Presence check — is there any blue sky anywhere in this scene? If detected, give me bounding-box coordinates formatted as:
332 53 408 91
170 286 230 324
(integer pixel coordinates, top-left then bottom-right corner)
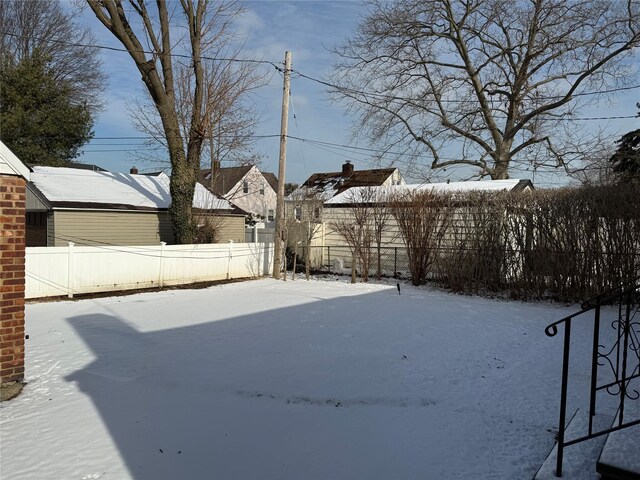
74 1 639 187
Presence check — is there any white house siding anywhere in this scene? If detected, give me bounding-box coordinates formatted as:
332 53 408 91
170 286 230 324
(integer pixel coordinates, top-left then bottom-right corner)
224 166 277 219
322 206 404 248
383 169 405 186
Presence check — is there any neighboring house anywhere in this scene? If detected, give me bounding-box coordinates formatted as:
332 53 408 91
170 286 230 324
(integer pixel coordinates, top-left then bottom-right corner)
198 161 277 224
322 179 535 249
26 166 245 247
290 160 405 200
284 161 405 248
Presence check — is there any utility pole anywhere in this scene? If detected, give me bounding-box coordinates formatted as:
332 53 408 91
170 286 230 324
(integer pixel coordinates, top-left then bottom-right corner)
272 51 291 279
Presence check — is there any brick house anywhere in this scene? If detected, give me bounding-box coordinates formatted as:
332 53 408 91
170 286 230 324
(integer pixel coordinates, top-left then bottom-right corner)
0 141 29 389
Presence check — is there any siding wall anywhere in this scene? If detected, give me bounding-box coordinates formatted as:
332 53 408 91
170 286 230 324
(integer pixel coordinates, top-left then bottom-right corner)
51 210 246 246
25 184 49 211
217 215 245 243
53 210 168 246
224 166 277 218
323 206 404 248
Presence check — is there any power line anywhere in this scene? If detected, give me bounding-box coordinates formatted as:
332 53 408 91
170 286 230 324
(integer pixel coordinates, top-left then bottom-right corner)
293 69 640 106
287 135 462 161
6 28 637 108
0 31 282 70
1 134 281 141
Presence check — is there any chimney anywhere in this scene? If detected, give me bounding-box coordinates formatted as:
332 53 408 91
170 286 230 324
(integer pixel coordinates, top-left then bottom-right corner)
342 160 354 177
130 166 139 175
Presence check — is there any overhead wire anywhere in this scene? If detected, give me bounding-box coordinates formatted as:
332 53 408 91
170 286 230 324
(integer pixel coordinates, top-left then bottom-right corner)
289 90 309 178
292 69 640 107
0 31 282 70
2 29 636 119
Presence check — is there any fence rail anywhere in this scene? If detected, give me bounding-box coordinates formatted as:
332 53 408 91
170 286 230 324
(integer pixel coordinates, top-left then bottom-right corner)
26 242 273 299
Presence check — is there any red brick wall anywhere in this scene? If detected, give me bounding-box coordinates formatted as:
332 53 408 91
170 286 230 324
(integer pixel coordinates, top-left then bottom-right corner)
0 175 26 384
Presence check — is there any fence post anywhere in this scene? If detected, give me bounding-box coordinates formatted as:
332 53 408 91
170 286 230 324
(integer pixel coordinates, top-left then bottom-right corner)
394 247 398 278
328 246 331 273
227 240 234 280
67 242 75 298
158 241 166 288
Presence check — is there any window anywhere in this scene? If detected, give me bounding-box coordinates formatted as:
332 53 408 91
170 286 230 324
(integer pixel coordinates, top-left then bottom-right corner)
314 206 321 220
243 180 249 194
260 183 265 195
294 206 302 221
267 209 275 222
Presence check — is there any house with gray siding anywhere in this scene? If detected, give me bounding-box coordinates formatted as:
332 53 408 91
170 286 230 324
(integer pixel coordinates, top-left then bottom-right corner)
26 166 245 247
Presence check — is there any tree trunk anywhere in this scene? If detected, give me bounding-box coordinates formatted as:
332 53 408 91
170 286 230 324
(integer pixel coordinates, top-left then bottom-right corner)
351 252 357 284
168 159 197 244
292 244 297 281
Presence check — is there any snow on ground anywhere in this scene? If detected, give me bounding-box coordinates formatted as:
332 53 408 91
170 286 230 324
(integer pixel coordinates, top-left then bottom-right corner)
0 278 614 479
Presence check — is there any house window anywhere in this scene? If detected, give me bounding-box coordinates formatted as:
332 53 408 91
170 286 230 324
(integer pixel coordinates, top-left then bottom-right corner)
294 205 302 221
260 183 265 195
267 209 275 222
314 206 321 220
243 180 249 193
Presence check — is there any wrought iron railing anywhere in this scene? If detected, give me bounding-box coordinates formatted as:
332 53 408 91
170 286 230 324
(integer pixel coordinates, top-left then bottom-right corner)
544 276 640 477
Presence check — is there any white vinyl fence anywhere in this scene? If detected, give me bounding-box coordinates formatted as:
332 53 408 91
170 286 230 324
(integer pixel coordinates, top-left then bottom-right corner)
26 242 273 299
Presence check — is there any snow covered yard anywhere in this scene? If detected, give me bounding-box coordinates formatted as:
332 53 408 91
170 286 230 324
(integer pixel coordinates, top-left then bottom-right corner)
0 278 605 479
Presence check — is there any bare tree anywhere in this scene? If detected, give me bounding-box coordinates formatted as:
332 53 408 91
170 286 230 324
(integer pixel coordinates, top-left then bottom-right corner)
328 188 375 283
87 0 255 244
568 145 617 186
332 0 640 179
389 190 452 286
286 189 325 280
129 43 268 171
0 0 105 113
367 187 394 279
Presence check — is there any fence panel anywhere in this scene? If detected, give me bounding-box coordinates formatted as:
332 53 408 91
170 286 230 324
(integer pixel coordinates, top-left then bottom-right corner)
288 245 412 280
25 246 69 298
25 242 273 299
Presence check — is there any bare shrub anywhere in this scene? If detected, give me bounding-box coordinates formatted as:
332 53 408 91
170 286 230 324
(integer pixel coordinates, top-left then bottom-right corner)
329 189 375 282
433 184 640 301
389 190 452 286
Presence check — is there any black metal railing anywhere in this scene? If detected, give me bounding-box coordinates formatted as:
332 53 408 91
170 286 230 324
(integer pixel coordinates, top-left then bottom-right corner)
544 276 640 477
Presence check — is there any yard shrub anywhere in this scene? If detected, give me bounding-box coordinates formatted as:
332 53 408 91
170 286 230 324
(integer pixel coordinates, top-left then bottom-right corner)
429 184 640 301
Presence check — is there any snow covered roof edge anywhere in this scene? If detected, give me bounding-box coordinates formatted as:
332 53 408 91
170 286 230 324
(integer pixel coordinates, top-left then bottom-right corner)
326 179 533 205
29 166 234 211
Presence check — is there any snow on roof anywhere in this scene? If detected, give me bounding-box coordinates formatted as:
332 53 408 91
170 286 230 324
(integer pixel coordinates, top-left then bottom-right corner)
326 179 532 204
290 167 399 200
30 166 233 211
